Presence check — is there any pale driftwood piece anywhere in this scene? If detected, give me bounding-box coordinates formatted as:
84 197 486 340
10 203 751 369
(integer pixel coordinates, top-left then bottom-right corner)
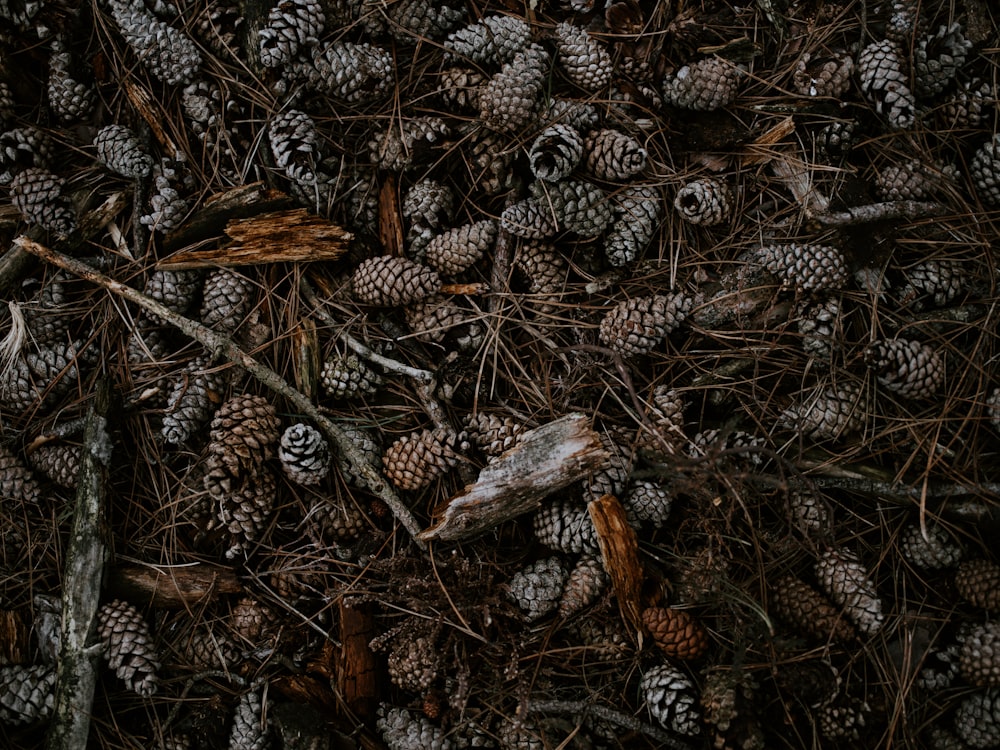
15 237 426 548
588 494 644 638
419 413 608 542
107 564 243 608
158 208 352 269
528 700 694 749
47 381 111 750
814 201 949 225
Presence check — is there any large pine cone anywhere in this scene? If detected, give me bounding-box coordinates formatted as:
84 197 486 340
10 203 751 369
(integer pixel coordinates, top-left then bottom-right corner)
558 554 609 618
856 39 914 130
424 219 497 276
815 547 884 636
770 574 855 643
0 444 42 504
291 41 393 102
107 0 202 85
642 607 709 660
444 13 531 66
953 688 1000 748
352 256 440 306
0 664 56 725
479 43 549 132
98 599 160 696
864 338 944 400
533 496 599 554
599 292 695 356
258 0 324 67
463 412 526 457
200 269 253 334
320 352 383 399
585 128 647 181
206 459 278 558
8 167 76 235
604 184 662 267
382 427 468 491
955 559 1000 611
208 393 281 472
530 178 612 237
779 380 868 440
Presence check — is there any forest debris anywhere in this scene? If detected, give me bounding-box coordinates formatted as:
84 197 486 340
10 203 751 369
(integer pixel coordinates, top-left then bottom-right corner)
588 494 644 637
419 413 608 543
379 174 403 257
106 563 242 608
336 600 376 720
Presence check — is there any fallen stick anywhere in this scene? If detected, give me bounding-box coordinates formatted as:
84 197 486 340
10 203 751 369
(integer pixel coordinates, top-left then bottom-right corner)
15 236 426 548
527 699 695 749
813 201 949 225
106 563 243 608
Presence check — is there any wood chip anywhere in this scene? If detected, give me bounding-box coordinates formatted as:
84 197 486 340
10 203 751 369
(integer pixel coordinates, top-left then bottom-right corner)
589 494 644 638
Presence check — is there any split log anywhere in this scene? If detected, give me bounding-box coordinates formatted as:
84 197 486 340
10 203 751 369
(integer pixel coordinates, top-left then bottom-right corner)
419 413 608 542
589 494 644 637
106 563 242 608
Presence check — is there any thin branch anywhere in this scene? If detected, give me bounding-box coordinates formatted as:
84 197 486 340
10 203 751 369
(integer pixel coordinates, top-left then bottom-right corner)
526 699 696 749
813 201 949 225
14 236 426 548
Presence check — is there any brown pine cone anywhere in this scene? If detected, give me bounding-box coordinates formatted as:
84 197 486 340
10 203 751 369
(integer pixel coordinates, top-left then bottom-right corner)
528 123 584 182
462 412 526 457
98 600 160 696
1 340 82 413
385 622 442 694
674 177 731 226
960 622 1000 687
199 269 252 334
208 394 280 472
755 243 848 292
0 444 42 503
864 338 944 400
207 460 278 558
876 160 958 201
179 625 240 669
940 79 994 129
0 664 56 725
784 487 831 535
500 198 558 239
360 0 464 43
508 556 569 622
793 50 854 98
584 427 632 500
478 43 549 132
955 559 1000 611
404 295 469 344
382 427 468 491
636 385 686 460
856 39 915 130
307 498 367 543
436 66 484 112
161 354 230 446
815 547 884 636
558 555 609 618
585 128 647 181
352 256 440 306
424 219 498 276
25 442 78 490
817 695 871 741
662 57 743 111
774 659 840 709
900 521 963 570
642 607 710 660
515 239 566 311
796 295 842 364
770 575 855 643
779 380 868 440
369 117 449 172
8 167 77 235
599 291 695 356
553 21 612 91
229 597 278 646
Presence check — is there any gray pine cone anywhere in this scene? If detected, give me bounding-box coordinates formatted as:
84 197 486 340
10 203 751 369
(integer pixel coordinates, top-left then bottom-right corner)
815 547 884 636
332 423 382 487
108 0 202 85
779 380 868 440
8 167 76 235
278 423 330 486
321 352 383 399
47 44 95 123
864 338 944 400
640 664 701 736
258 0 324 68
200 269 253 334
970 134 1000 206
269 110 319 183
229 688 270 750
953 688 1000 748
508 556 570 622
94 124 154 179
162 354 231 446
529 178 612 236
291 41 393 102
97 599 160 696
444 14 531 66
604 185 662 267
0 664 56 725
533 496 598 554
0 443 42 504
901 521 963 570
876 160 958 201
528 123 584 182
377 705 453 750
140 159 190 233
362 0 465 43
436 66 485 112
886 0 926 45
674 177 731 225
553 21 612 91
796 295 842 363
856 40 915 130
755 243 848 292
662 57 742 111
598 291 695 356
369 117 449 172
793 50 854 98
897 259 966 309
914 23 971 98
462 412 526 457
479 43 549 133
501 199 558 239
1 340 81 414
623 479 672 530
585 128 647 181
0 126 54 184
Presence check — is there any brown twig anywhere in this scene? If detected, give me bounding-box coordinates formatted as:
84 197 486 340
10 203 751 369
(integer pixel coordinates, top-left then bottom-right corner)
526 699 695 749
14 236 426 548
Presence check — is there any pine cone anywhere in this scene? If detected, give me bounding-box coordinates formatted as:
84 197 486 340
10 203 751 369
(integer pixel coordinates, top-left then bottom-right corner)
784 487 831 535
564 614 632 661
955 559 1000 611
817 696 871 741
914 23 971 98
774 658 840 709
1 340 82 413
792 50 854 98
953 688 1000 748
307 498 367 543
770 574 855 643
463 412 526 457
940 79 994 129
507 556 569 622
0 443 41 504
755 243 848 292
269 109 319 183
8 167 76 235
161 354 229 446
444 14 531 66
278 423 330 486
960 622 1000 687
876 160 958 201
900 521 963 570
361 0 465 43
636 386 685 460
500 199 558 239
530 178 612 237
478 43 549 133
207 460 278 558
856 40 915 130
817 119 859 158
898 259 966 309
779 380 868 440
321 352 383 399
815 547 884 636
971 134 1000 206
436 66 484 112
93 124 153 179
404 178 455 231
352 256 440 306
886 0 926 45
528 123 584 182
369 117 449 172
424 220 497 276
864 338 944 400
140 159 190 233
97 600 159 696
623 479 672 529
404 295 469 344
701 668 762 748
674 177 731 225
553 21 612 91
598 291 695 356
0 126 54 184
988 388 1000 431
208 394 280 473
533 497 599 554
0 664 55 725
291 41 393 102
258 0 324 68
47 42 95 123
546 98 600 131
558 555 608 618
180 625 239 669
642 607 710 659
383 427 468 491
796 295 841 363
640 664 701 736
107 0 202 85
25 443 78 490
332 423 382 487
229 688 270 750
662 57 743 111
200 269 252 334
585 128 647 181
604 184 662 267
385 622 442 694
377 705 453 750
584 428 632 500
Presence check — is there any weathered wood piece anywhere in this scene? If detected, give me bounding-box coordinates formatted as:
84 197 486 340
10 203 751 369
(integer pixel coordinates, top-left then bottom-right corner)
106 564 242 608
337 600 376 720
379 174 403 257
419 413 609 542
588 494 644 637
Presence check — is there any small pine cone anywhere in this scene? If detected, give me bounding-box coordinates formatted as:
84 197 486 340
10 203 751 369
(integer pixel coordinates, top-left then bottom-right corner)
755 243 848 292
377 705 453 750
876 160 958 201
770 575 855 642
956 559 1000 611
291 41 393 102
230 597 276 645
515 240 566 300
461 123 516 195
530 178 612 237
352 256 440 306
26 443 79 490
424 220 497 276
362 0 465 44
0 126 54 183
856 40 915 129
385 623 442 694
200 269 252 334
258 0 324 67
383 427 468 491
209 461 278 558
0 664 56 725
180 625 240 669
953 688 1000 748
940 79 994 129
404 295 468 343
553 21 612 91
463 412 526 458
864 338 944 400
598 291 695 356
0 444 41 504
558 555 608 618
960 622 1000 687
796 295 841 363
0 341 81 413
636 385 685 460
971 135 1000 206
817 696 870 741
623 480 672 529
643 607 710 660
673 177 731 226
640 664 701 736
900 521 963 570
161 354 229 446
500 199 557 239
585 129 647 181
229 688 270 750
444 14 531 66
403 179 455 233
47 45 95 123
886 0 926 45
701 669 761 746
792 50 854 97
528 124 584 182
662 57 742 111
898 259 966 309
437 67 484 112
785 487 832 535
108 0 202 84
209 394 280 471
93 124 153 179
914 23 971 98
332 423 382 486
8 167 76 235
97 600 159 696
779 380 868 440
533 497 599 554
507 556 569 622
269 109 319 183
479 43 549 133
321 353 383 399
369 117 449 172
815 547 884 636
604 184 662 267
278 423 329 486
817 119 859 158
140 159 190 233
307 498 367 543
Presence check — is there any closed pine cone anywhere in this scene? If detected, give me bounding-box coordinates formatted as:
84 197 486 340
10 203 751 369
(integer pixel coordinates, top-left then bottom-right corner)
553 21 612 91
0 444 42 503
383 427 468 491
0 664 56 725
352 256 440 306
307 498 367 543
960 622 1000 687
203 457 278 558
404 295 468 343
423 219 498 276
604 184 662 267
161 354 230 446
599 291 695 356
208 394 281 472
462 412 526 457
529 178 612 237
642 607 710 660
93 124 153 178
971 135 1000 206
662 57 742 111
955 559 1000 611
533 496 598 553
478 43 549 133
8 167 77 235
623 480 673 530
228 688 270 750
508 556 569 622
793 50 854 98
501 198 558 239
321 352 383 399
900 521 963 570
815 547 884 636
444 14 531 66
558 555 609 618
864 338 944 400
585 128 647 181
199 268 252 334
770 574 856 643
97 600 160 696
755 243 848 292
898 259 967 309
953 688 1000 748
639 664 701 736
25 442 79 490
